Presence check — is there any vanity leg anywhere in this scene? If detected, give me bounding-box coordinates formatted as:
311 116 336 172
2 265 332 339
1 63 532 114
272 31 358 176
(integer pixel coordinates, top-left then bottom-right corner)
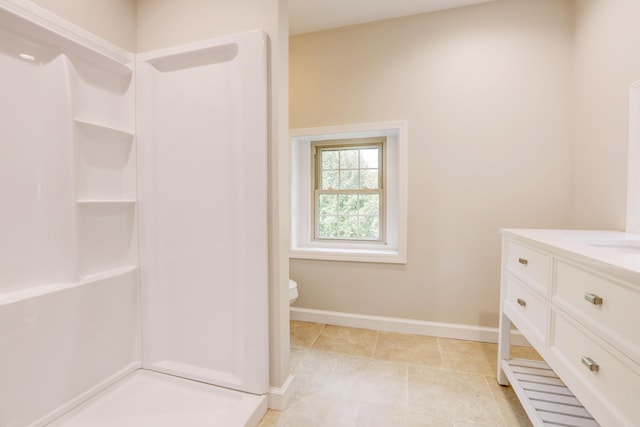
497 309 511 386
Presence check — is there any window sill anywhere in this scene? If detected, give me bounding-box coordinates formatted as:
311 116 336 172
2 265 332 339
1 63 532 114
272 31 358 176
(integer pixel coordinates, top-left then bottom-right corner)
290 246 406 264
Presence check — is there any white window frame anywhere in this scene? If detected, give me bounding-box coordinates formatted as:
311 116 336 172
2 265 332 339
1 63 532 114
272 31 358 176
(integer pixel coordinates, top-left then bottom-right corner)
627 80 640 233
291 121 408 263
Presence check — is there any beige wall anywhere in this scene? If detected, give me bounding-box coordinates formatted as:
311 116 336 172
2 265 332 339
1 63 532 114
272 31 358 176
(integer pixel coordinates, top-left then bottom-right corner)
137 0 278 52
30 0 136 51
572 0 640 230
290 0 574 327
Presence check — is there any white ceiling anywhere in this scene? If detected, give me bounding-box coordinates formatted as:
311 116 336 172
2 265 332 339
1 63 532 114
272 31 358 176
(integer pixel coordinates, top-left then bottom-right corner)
289 0 495 35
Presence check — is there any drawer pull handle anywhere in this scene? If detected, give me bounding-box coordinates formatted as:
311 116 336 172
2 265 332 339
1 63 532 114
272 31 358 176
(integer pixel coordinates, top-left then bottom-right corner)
581 356 599 372
584 293 603 305
517 298 526 307
518 258 528 266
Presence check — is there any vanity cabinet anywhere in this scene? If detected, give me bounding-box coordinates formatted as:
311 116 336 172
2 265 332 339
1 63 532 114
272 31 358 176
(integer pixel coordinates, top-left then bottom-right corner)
497 229 640 427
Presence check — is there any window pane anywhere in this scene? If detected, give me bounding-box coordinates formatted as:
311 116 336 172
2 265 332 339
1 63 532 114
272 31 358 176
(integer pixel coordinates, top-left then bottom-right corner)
359 148 379 169
358 216 380 239
359 169 379 189
359 194 380 216
339 194 359 215
321 171 338 189
339 149 358 169
318 215 338 238
337 215 358 238
322 150 339 170
318 194 338 215
339 170 358 190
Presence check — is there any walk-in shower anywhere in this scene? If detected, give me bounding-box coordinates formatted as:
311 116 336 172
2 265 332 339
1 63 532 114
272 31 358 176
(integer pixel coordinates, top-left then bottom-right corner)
0 2 269 425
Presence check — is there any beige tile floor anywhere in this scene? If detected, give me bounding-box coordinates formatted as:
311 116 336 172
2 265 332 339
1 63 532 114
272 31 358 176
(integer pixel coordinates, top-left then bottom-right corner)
259 321 542 427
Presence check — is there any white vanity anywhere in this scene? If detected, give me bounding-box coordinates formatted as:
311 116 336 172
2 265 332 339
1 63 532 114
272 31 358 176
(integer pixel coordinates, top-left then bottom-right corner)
497 229 640 426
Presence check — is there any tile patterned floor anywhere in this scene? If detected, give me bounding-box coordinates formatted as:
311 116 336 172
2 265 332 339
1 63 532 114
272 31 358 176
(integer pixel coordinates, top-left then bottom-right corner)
259 321 542 427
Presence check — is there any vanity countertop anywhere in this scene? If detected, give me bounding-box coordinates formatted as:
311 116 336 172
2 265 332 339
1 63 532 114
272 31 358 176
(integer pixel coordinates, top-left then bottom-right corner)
500 229 640 281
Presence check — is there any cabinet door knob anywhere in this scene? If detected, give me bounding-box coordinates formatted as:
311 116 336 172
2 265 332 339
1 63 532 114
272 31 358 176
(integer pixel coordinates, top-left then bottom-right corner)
517 298 526 307
581 356 600 372
584 293 603 305
518 258 528 266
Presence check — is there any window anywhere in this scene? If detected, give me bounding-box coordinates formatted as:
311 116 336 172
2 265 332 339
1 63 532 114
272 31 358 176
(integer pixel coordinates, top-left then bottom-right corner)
313 139 385 242
291 121 407 264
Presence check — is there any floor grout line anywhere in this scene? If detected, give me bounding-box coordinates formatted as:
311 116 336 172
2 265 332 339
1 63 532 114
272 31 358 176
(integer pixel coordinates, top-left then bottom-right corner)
484 375 510 427
308 323 325 349
370 330 380 359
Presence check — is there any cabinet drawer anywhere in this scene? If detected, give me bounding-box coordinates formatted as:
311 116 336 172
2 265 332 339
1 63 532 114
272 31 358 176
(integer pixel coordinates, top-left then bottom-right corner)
550 310 640 426
504 239 549 296
553 259 640 363
504 274 548 348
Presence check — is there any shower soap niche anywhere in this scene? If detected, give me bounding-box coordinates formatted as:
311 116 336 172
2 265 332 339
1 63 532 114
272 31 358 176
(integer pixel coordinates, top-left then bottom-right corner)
74 118 133 139
76 202 137 280
74 118 135 201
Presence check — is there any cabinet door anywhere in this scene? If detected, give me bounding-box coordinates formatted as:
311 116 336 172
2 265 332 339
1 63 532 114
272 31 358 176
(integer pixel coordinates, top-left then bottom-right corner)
504 239 550 296
553 258 640 364
550 309 640 427
503 274 548 349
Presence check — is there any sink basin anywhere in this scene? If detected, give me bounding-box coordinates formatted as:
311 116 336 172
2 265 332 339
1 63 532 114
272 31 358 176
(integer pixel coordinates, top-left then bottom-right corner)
587 240 640 254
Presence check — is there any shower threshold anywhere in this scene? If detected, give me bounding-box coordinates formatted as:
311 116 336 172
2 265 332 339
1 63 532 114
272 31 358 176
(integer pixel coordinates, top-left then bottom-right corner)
46 369 267 427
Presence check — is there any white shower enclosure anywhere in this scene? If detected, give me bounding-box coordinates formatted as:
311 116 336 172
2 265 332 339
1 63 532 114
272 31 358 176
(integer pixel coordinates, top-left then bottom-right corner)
0 1 269 426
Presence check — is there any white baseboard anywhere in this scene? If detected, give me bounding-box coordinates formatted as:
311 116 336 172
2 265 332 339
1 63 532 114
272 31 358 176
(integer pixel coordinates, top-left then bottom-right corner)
268 374 294 411
290 307 531 347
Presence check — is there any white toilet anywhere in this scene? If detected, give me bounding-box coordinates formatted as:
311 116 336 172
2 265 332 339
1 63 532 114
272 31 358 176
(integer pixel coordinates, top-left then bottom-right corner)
289 279 298 305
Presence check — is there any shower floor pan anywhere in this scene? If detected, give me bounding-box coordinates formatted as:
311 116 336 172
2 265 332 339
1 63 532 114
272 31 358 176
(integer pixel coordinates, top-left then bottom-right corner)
46 369 267 427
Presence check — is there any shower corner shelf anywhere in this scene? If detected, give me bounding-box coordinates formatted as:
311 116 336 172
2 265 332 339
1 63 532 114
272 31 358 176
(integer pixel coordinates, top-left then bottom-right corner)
73 118 134 139
76 199 136 205
79 265 138 284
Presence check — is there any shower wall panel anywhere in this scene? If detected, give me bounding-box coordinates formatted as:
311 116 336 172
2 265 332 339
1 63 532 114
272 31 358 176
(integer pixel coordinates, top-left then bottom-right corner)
0 271 140 427
0 3 140 426
137 31 269 395
0 26 75 293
